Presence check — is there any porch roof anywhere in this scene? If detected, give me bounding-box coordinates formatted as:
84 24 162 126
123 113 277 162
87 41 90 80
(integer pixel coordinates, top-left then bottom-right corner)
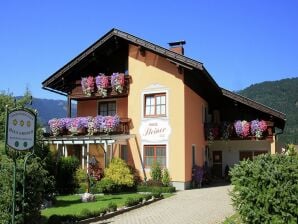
42 134 135 145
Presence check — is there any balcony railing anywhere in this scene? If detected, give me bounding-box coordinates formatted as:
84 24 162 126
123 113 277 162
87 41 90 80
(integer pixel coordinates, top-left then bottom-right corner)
204 120 274 141
45 116 131 138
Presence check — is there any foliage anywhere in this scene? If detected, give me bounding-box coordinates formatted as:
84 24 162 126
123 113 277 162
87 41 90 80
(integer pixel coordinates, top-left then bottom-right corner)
0 89 32 140
124 197 142 207
95 178 119 193
75 168 88 193
282 143 298 156
150 161 162 182
238 77 298 143
137 185 176 193
230 154 298 224
162 168 171 186
42 193 144 220
56 156 80 194
107 202 117 212
103 158 134 187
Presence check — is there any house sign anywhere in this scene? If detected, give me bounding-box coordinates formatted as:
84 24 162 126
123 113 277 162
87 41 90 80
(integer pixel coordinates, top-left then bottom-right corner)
7 109 36 151
139 119 171 142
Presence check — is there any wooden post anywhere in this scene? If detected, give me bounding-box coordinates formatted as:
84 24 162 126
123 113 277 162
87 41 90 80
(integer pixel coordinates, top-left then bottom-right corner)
67 96 72 118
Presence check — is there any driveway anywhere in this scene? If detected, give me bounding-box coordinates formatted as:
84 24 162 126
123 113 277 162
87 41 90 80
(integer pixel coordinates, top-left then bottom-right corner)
91 185 234 224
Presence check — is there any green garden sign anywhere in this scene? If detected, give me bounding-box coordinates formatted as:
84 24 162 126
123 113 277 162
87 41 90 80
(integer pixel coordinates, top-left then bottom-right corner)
5 107 37 224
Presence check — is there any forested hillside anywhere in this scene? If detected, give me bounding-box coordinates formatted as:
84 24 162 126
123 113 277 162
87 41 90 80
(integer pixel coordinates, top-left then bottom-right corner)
238 77 298 144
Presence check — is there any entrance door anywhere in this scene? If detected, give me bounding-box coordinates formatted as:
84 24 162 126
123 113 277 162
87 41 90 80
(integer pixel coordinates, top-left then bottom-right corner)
212 151 222 178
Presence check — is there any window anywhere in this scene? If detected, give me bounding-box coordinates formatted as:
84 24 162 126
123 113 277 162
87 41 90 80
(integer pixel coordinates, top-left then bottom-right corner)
98 101 116 116
144 93 166 117
144 145 166 167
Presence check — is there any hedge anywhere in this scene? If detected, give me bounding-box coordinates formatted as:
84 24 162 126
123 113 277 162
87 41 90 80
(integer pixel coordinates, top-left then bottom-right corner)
230 154 298 224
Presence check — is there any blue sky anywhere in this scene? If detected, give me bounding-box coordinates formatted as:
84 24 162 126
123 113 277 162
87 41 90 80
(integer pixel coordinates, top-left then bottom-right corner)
0 0 297 100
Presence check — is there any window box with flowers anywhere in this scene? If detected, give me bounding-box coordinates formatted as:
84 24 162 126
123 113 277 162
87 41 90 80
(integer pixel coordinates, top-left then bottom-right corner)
81 76 95 96
95 73 109 97
111 73 125 94
234 120 250 138
250 119 267 139
48 118 64 136
68 117 88 135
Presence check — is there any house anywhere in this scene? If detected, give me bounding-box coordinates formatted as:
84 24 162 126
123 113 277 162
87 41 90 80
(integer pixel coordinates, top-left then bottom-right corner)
42 28 286 190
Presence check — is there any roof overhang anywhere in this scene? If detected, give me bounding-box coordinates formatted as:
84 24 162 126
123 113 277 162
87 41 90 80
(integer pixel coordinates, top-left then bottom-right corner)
42 28 212 93
222 88 286 129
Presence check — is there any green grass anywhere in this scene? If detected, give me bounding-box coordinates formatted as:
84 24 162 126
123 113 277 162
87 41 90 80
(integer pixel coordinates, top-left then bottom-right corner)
41 193 144 218
222 213 242 224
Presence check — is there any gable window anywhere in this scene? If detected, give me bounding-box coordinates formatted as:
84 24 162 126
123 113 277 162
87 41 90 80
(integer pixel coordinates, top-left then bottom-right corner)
98 101 116 116
144 93 166 117
144 145 166 168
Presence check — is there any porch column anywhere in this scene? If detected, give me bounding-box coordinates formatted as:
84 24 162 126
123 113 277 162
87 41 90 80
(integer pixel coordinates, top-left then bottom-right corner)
64 145 68 157
82 145 85 169
86 144 90 173
270 135 276 154
67 96 72 118
104 141 107 168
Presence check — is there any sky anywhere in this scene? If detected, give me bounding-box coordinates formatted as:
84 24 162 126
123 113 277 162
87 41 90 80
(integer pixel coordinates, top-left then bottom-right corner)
0 0 297 100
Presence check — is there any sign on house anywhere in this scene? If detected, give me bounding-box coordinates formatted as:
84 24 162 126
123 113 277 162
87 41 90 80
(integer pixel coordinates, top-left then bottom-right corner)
139 119 171 142
6 109 36 151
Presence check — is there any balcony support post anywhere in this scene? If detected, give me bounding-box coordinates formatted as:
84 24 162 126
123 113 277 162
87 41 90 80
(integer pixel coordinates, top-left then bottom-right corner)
67 96 72 118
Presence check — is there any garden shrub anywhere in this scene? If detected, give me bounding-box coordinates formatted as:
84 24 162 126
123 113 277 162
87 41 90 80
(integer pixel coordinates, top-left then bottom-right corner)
137 185 176 193
124 197 141 207
162 168 171 186
150 161 162 182
107 202 117 212
96 158 135 193
95 178 119 193
104 158 134 187
230 154 298 224
56 156 79 194
75 168 88 193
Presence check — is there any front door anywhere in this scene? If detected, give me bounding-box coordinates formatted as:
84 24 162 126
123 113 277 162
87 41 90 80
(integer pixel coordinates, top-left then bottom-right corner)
212 151 222 178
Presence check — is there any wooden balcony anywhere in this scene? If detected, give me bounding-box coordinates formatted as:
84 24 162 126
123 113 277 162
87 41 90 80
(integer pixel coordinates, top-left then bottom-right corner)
70 75 131 100
44 117 131 139
204 121 274 141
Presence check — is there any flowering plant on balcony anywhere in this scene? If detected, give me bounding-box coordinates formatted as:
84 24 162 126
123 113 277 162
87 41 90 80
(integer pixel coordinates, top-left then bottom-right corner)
207 126 219 141
251 119 267 138
48 118 64 136
234 120 250 138
81 76 95 96
102 115 120 133
86 116 98 135
95 73 109 97
69 117 88 135
111 72 125 94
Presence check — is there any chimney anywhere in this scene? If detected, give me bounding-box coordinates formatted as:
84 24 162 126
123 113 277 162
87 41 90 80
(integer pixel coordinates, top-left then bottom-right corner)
168 40 186 55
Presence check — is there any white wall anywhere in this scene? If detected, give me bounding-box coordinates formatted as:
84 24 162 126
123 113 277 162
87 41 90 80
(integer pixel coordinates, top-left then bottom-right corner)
209 140 271 176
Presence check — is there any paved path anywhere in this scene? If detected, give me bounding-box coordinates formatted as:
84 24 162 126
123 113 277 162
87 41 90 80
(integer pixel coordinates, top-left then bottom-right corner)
91 185 234 224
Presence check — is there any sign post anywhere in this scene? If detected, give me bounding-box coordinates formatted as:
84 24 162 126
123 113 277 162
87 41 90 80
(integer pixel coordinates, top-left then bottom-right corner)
5 106 36 224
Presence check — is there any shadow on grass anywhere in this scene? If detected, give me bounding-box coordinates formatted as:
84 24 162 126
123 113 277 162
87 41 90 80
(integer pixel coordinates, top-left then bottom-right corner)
53 198 82 208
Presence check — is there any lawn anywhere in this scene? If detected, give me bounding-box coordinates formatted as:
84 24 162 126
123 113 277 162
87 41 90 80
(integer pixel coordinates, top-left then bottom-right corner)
42 193 145 218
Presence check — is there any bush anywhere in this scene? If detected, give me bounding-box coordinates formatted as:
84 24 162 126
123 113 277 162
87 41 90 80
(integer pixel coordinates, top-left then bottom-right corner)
104 158 134 187
75 168 88 193
137 185 176 193
95 178 119 193
150 161 162 182
230 154 298 224
107 202 117 212
124 197 141 207
56 156 79 194
162 168 171 186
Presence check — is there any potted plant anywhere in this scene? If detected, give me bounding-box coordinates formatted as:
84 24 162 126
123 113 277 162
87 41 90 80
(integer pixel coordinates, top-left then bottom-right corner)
69 117 88 135
95 73 109 97
81 76 95 96
234 120 250 138
111 72 125 94
250 119 267 139
48 118 64 136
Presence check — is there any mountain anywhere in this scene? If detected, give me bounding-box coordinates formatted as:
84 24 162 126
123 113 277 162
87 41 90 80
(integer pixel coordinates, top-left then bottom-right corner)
238 77 298 144
31 98 76 126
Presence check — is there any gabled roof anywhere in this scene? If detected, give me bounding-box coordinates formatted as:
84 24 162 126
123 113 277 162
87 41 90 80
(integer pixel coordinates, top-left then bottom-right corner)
42 28 218 89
